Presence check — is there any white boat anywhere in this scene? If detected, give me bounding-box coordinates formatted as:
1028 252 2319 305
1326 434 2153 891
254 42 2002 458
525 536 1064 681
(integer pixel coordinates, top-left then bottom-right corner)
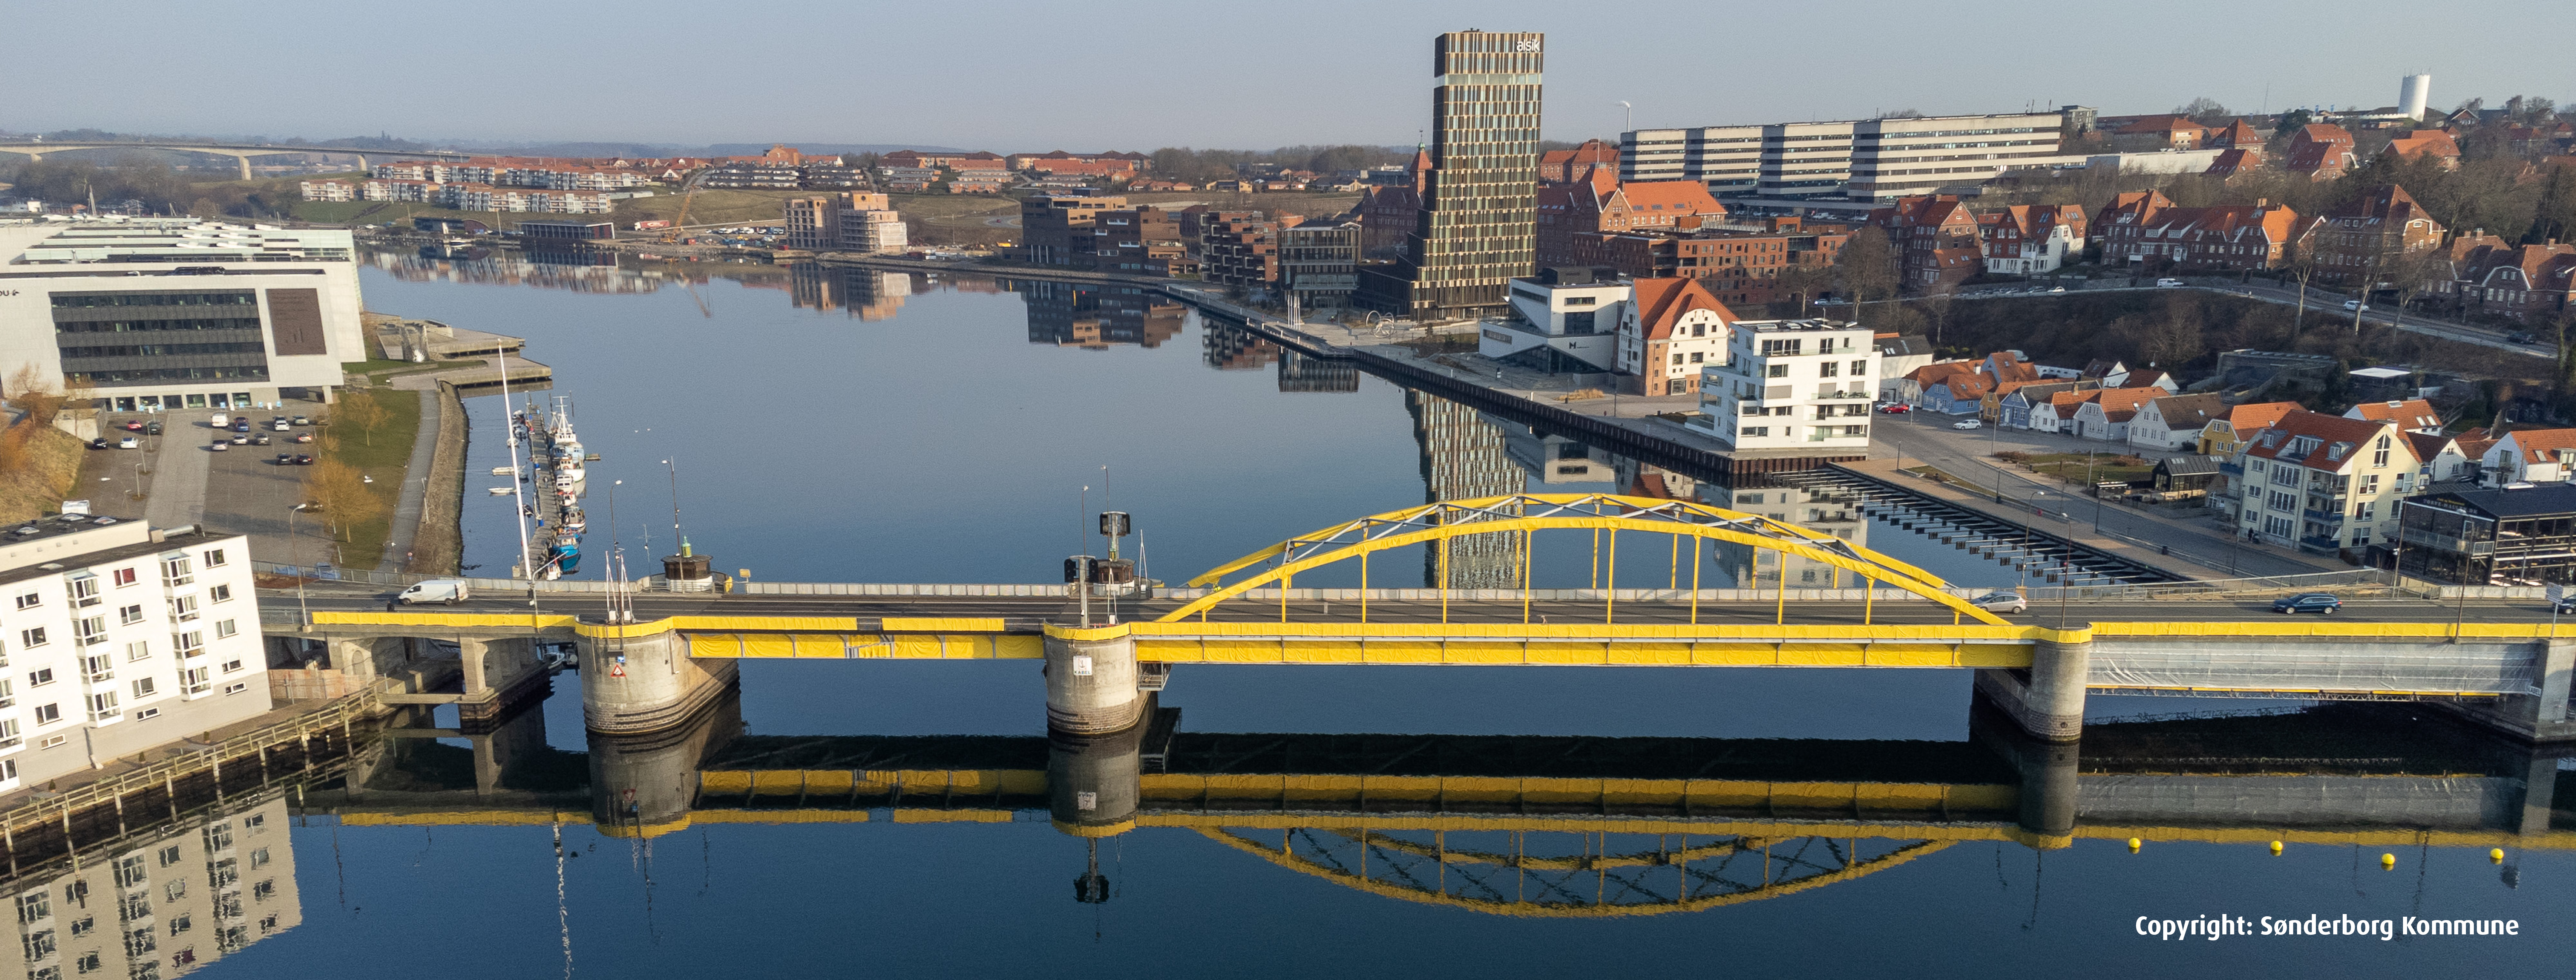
487 487 514 496
490 466 516 476
558 465 585 483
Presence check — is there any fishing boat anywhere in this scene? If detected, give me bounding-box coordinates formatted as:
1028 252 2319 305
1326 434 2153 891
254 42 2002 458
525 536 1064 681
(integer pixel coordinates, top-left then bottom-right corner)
487 487 514 496
489 466 516 476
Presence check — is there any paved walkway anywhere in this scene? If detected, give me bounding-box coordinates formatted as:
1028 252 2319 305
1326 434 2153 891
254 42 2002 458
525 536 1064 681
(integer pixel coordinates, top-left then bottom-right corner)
141 421 213 528
381 389 440 567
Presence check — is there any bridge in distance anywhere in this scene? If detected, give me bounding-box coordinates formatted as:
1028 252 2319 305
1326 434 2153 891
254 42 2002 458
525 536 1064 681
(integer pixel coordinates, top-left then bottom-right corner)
0 141 469 178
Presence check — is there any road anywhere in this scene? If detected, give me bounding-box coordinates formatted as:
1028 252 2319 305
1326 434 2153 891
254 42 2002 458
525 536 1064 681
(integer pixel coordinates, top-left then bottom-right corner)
259 585 2567 629
1871 411 2346 580
1948 280 2545 360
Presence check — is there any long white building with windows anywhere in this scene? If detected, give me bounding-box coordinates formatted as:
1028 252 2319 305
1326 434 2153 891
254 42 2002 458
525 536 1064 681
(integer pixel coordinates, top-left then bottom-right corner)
1686 318 1877 450
0 518 273 792
1621 111 2076 200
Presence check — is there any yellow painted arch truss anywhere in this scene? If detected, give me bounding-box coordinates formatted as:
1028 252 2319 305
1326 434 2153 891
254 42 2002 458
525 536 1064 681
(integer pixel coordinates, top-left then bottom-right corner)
1165 493 2006 626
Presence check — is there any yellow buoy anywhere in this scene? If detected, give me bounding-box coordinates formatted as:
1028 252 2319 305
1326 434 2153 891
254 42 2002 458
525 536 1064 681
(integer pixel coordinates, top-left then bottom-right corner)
2492 848 2507 863
2269 841 2283 854
2128 838 2142 851
2380 853 2397 868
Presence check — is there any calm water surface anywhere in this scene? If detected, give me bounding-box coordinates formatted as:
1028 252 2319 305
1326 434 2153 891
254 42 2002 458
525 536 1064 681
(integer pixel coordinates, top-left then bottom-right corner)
172 252 2576 978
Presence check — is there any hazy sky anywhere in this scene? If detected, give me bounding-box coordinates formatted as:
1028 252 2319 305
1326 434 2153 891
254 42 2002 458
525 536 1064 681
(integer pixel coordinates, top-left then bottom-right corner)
8 0 2567 151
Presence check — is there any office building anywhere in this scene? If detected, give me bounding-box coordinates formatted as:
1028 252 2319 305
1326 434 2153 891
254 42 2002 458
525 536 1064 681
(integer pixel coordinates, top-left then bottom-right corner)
515 220 615 242
1085 207 1184 274
1278 222 1362 307
1358 30 1545 321
1686 319 1877 450
0 521 275 793
1621 111 2071 201
0 220 363 410
1021 195 1125 268
1406 391 1528 590
1478 267 1628 372
783 192 900 252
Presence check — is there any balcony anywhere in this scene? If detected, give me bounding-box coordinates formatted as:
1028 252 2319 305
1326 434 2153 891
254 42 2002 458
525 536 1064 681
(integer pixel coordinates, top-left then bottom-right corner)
2302 508 2346 525
2219 462 2243 476
2299 535 2345 554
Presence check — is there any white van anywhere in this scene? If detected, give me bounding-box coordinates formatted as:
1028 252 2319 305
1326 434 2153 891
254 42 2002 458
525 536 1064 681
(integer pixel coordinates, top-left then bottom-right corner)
397 580 471 605
2155 277 2184 288
208 413 229 428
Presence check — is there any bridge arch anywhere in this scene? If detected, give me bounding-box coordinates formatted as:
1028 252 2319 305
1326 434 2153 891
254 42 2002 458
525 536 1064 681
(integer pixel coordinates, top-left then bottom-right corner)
1197 827 1952 917
1162 493 2006 626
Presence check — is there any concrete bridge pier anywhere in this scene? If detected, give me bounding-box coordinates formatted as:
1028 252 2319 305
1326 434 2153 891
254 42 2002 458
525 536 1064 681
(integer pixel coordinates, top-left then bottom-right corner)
1048 720 1144 837
2438 639 2576 743
581 631 740 735
1972 700 2080 846
590 690 742 835
1044 631 1145 735
457 637 549 732
1973 637 2091 742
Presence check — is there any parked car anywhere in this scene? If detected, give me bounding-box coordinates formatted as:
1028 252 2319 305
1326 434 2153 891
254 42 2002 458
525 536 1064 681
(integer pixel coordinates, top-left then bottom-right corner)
207 440 229 452
1973 592 2029 614
1876 403 1912 414
272 419 291 431
291 433 313 444
291 415 311 426
87 438 110 451
398 580 471 605
2508 331 2537 345
228 434 249 445
294 454 314 466
2156 277 2184 288
122 420 145 432
230 419 251 433
144 421 161 436
1953 420 1982 430
251 433 272 446
2343 300 2369 311
2271 592 2343 615
116 437 138 450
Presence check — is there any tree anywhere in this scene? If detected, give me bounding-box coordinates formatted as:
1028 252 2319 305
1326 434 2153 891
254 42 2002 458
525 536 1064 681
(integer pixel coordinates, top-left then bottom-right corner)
2527 162 2576 245
3 364 65 428
2283 230 2325 338
1831 226 1900 306
2136 294 2205 368
302 459 382 542
337 390 391 447
2174 97 2231 123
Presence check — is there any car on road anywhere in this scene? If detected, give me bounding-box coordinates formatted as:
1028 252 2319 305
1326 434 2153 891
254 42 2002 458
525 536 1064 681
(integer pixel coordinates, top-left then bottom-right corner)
251 433 271 446
2557 595 2576 616
291 415 311 426
2156 277 2184 288
122 420 145 432
1973 592 2029 614
116 437 138 449
1876 403 1912 414
2271 592 2343 614
2047 286 2066 293
1953 420 1982 430
87 438 110 450
398 580 471 606
2343 300 2370 311
207 440 229 452
2509 331 2537 345
276 453 295 466
293 454 314 465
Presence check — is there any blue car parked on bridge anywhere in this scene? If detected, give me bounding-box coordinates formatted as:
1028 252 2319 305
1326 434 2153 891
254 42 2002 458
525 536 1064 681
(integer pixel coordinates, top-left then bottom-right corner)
2271 593 2342 615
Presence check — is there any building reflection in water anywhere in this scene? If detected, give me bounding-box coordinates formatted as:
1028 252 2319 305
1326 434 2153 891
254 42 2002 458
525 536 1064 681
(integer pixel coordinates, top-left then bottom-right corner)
788 263 914 322
0 796 300 980
1406 392 1529 588
1202 323 1279 371
1015 281 1183 349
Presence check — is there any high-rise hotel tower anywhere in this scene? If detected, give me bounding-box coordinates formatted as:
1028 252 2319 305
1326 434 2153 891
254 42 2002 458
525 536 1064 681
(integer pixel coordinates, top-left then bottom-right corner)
1360 30 1544 321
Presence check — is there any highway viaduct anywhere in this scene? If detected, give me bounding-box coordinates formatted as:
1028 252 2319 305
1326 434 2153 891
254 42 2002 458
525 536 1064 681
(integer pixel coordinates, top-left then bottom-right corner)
261 495 2576 749
0 142 469 179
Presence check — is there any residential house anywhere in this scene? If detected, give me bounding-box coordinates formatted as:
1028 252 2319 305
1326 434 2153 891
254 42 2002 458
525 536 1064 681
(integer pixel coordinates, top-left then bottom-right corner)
2306 184 2446 286
2204 147 2265 181
1997 380 2095 429
1905 361 1984 414
2449 241 2576 322
2343 398 2444 433
2133 201 2305 271
2208 119 2264 149
2481 428 2576 485
1865 195 1982 294
2405 430 2482 484
2128 393 2227 452
1539 139 1618 184
2282 124 2357 181
2231 410 2420 554
2029 389 2104 434
2071 387 2165 442
1977 205 2088 274
1616 277 1737 396
2380 130 2461 169
1887 358 1972 407
2199 401 2300 457
2110 115 2214 152
2094 190 2176 263
1686 320 1878 450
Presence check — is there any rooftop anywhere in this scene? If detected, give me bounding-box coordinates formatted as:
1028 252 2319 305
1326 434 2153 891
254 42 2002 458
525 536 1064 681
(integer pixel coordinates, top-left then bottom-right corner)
1733 317 1860 333
3 218 353 266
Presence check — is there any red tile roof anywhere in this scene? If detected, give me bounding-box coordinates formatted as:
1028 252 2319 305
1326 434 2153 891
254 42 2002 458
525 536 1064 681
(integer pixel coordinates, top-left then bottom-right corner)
2219 401 2300 433
2346 398 2443 430
1629 277 1735 341
2242 410 2402 470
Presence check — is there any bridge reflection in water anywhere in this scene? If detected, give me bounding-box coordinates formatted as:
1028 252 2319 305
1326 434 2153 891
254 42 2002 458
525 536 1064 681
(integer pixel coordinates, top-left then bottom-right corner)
301 687 2573 919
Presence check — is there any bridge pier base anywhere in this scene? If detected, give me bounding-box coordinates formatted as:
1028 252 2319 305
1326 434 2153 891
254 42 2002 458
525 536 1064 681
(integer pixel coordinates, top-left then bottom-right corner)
581 631 740 735
1044 631 1144 735
1973 637 2090 743
2433 639 2576 743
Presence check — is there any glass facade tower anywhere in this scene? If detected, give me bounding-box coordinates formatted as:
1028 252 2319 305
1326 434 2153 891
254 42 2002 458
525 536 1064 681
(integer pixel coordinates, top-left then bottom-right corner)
1365 30 1544 322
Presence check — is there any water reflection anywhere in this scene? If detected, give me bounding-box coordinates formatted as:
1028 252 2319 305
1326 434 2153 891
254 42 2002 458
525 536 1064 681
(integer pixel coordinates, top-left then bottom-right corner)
0 796 299 979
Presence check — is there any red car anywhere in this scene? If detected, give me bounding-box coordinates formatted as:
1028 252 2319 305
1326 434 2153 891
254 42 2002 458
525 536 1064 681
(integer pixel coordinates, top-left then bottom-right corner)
1876 403 1912 414
123 420 146 432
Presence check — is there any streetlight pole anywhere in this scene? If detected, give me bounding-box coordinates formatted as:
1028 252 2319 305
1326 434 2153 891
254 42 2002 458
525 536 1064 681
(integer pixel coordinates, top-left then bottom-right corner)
288 504 310 629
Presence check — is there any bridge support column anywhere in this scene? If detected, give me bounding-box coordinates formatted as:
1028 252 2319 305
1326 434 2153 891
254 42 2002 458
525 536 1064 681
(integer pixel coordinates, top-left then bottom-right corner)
589 689 741 836
1044 631 1143 735
2518 750 2561 836
1973 638 2090 743
2435 639 2576 742
581 631 740 735
1972 698 2079 846
1048 721 1143 837
457 638 548 733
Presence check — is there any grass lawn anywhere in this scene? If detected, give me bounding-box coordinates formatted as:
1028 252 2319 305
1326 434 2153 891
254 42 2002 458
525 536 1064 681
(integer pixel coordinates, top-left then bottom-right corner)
319 392 422 570
2007 451 2152 486
0 426 82 523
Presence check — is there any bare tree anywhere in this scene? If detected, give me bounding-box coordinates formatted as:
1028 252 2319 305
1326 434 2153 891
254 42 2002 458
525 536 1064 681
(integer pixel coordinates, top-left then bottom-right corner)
337 390 392 447
302 459 382 542
1832 226 1900 305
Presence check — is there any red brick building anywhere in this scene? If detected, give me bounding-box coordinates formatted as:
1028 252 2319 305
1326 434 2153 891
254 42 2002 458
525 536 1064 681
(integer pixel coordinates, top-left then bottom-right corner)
1354 148 1430 260
2448 241 2576 321
1007 150 1151 175
2120 201 2306 272
2283 124 2357 181
1866 195 1982 294
1539 139 1618 184
2306 184 2445 285
1536 171 1725 268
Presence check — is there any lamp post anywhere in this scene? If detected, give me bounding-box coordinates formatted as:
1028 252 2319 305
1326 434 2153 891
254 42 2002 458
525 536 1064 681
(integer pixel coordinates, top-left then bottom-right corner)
288 504 310 629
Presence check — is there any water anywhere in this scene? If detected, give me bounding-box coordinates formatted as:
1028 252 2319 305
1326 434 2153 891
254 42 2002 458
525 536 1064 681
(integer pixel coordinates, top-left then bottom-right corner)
182 251 2576 977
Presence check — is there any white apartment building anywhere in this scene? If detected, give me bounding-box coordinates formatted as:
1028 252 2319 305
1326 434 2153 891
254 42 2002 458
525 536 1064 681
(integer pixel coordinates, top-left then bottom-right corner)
0 220 365 412
1479 269 1631 372
2231 410 2420 553
296 181 355 202
1687 318 1878 450
1615 277 1735 397
1623 111 2073 201
0 519 275 792
839 208 907 253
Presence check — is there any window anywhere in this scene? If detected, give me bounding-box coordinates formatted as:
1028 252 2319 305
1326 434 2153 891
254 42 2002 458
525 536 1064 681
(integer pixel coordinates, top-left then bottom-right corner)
1669 353 1682 365
249 849 270 871
111 568 135 588
117 605 143 626
2372 435 2391 468
69 577 99 609
1739 426 1771 438
16 891 48 924
73 617 105 647
2357 501 2377 521
1850 360 1869 376
167 597 197 623
2360 474 2380 494
125 641 148 663
222 683 248 695
207 584 232 605
80 655 110 682
199 550 225 569
166 912 188 934
12 593 38 611
112 858 147 890
34 704 59 726
28 669 53 689
220 660 242 675
213 621 235 640
18 628 45 650
130 676 156 699
24 929 54 960
181 668 209 694
0 720 19 749
1689 352 1704 363
156 847 180 869
158 557 191 588
1765 364 1790 378
86 693 116 721
36 735 63 750
173 634 203 658
133 709 157 721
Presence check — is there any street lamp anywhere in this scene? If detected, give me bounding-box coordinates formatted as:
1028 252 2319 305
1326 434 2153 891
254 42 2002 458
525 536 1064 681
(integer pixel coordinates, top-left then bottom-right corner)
288 504 310 629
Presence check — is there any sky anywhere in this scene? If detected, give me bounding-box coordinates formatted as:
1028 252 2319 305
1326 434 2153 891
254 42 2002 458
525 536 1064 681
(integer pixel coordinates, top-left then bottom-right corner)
6 0 2569 152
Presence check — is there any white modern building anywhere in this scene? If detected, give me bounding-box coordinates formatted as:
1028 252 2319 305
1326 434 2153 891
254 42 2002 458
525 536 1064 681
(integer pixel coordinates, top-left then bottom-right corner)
0 518 275 791
1479 268 1631 372
0 219 365 412
1623 111 2073 200
1686 318 1877 449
